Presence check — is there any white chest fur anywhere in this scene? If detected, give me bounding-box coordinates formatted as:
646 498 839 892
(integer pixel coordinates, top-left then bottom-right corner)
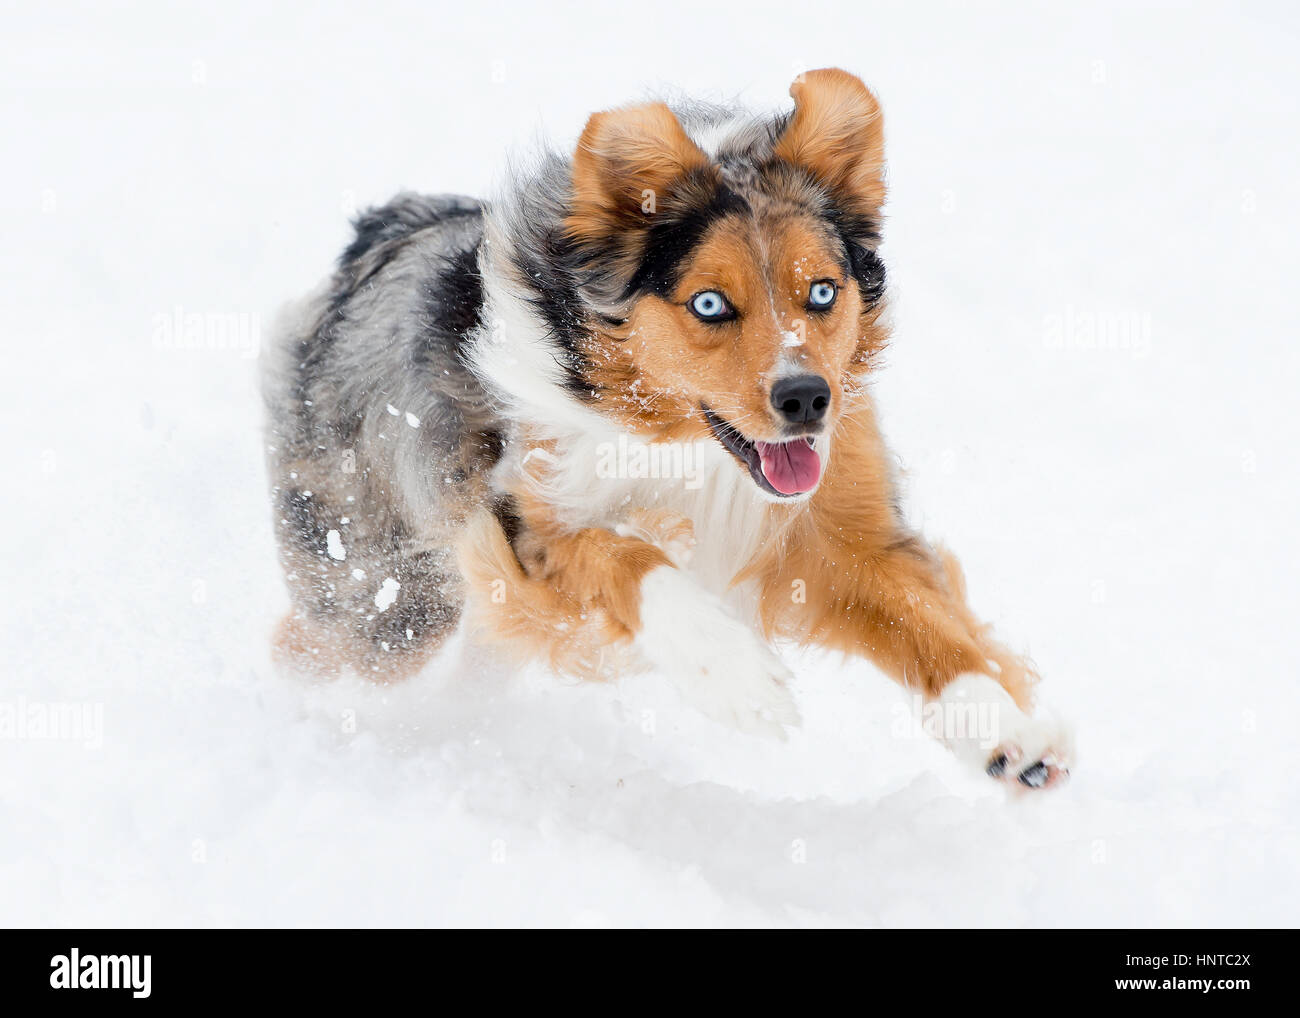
498 422 776 609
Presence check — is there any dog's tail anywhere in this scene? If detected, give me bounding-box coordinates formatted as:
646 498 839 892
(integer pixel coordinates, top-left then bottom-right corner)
456 510 632 681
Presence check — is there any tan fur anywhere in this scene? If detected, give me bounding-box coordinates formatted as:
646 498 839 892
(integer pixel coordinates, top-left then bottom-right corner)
457 508 678 681
272 611 344 679
740 409 1037 708
774 68 887 214
568 102 711 245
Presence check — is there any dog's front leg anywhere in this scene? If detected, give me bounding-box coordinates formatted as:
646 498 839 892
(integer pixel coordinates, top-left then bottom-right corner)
460 508 799 739
864 540 1073 788
762 526 1072 786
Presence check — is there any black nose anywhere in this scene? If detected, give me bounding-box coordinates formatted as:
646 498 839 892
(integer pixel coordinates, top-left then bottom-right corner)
770 374 831 425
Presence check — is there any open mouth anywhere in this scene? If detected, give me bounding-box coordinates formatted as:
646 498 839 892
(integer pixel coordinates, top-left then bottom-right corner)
702 407 823 497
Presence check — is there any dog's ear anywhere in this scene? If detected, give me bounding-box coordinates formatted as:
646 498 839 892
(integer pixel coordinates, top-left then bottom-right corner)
568 102 710 242
774 68 885 212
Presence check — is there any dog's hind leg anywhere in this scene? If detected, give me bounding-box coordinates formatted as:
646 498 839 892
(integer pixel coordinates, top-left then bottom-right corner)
271 599 450 684
266 467 466 684
272 611 346 680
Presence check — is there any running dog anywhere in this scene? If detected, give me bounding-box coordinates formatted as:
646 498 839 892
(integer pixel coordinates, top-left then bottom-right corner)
262 69 1072 788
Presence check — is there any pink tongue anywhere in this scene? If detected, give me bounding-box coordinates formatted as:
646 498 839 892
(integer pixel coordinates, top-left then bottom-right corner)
754 439 822 495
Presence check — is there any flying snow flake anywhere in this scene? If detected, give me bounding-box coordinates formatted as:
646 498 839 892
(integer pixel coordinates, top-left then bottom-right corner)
405 412 420 428
374 577 400 611
385 404 400 416
351 568 365 581
326 529 346 560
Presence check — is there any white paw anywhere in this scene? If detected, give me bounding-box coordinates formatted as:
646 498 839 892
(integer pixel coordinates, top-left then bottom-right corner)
635 566 800 739
937 674 1074 790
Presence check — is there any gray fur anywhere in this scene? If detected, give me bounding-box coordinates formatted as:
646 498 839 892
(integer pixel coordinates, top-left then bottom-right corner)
262 193 499 669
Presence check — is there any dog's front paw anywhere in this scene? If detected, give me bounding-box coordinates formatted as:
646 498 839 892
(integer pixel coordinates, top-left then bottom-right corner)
635 566 800 739
678 624 801 740
983 719 1073 790
938 674 1074 790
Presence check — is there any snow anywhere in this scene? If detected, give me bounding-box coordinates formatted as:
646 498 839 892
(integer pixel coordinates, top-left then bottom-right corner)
374 579 401 612
2 1 1298 927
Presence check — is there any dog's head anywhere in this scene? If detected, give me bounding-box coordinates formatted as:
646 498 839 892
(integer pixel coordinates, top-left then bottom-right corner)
561 69 889 501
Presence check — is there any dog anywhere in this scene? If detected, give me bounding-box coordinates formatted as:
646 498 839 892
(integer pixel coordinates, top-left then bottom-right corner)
262 68 1072 788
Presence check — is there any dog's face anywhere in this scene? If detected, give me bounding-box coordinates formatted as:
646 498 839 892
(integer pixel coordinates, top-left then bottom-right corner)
622 211 866 499
565 69 889 501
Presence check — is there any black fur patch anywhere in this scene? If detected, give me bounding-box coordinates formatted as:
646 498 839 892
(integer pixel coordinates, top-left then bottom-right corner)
421 240 485 368
516 231 600 399
825 204 887 307
279 487 331 557
489 494 526 570
478 428 507 462
490 494 523 546
622 177 750 300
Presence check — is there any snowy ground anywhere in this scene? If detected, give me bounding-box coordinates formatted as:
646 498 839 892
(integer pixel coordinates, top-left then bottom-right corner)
3 2 1298 926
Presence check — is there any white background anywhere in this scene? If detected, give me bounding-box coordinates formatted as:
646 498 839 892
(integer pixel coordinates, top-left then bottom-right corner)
2 1 1297 926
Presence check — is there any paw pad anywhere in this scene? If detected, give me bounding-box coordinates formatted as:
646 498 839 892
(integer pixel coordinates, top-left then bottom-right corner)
986 748 1069 790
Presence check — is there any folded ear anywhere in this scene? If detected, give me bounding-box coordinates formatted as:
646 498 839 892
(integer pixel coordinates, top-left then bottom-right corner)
773 68 885 212
568 102 710 243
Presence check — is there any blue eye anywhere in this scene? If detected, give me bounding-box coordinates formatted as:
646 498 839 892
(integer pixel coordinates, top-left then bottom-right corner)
689 291 733 321
808 280 837 308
